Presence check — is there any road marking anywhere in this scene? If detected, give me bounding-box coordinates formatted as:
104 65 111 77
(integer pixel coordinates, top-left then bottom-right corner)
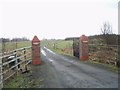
41 49 46 56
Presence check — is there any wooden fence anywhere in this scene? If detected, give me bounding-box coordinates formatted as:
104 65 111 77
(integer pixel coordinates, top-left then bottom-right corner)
0 46 32 89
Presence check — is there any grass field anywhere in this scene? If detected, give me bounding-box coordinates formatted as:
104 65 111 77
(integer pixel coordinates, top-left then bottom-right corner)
41 39 73 56
1 40 73 56
1 41 31 53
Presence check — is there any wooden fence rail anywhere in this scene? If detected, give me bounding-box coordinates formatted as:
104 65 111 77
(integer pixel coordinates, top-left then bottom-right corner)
0 46 32 89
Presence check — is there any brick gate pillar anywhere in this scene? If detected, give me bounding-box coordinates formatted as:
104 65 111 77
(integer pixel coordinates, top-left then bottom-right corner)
80 34 89 60
32 36 41 65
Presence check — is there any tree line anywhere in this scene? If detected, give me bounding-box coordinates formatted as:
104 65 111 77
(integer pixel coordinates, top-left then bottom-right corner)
65 22 119 45
0 37 30 43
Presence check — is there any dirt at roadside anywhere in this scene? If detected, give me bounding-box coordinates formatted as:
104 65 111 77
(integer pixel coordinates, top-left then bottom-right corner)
24 60 57 88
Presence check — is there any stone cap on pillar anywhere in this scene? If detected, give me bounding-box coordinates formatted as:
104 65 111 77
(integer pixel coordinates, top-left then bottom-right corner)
80 34 88 43
32 36 40 44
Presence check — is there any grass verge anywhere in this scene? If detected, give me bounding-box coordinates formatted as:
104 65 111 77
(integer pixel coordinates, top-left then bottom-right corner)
86 60 119 73
4 72 25 88
41 39 73 56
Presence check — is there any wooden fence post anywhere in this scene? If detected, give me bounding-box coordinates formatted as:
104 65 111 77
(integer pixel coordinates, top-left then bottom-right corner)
14 50 18 70
24 48 27 71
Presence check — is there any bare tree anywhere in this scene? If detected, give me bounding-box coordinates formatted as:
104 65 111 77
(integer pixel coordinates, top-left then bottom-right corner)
101 22 115 45
101 22 113 35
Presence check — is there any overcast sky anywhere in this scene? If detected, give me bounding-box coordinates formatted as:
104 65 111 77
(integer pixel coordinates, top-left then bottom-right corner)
0 0 119 40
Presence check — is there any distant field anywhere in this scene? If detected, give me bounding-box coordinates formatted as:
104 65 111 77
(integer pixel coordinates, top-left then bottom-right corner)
1 41 31 52
41 39 73 56
1 40 73 56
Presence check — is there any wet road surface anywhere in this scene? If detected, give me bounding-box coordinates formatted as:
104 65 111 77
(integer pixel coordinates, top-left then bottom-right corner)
31 46 118 88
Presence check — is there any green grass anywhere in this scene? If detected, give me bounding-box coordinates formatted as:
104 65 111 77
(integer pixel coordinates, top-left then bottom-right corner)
4 69 44 88
17 41 31 48
41 39 73 56
86 60 119 73
2 41 31 52
4 72 33 88
4 73 24 88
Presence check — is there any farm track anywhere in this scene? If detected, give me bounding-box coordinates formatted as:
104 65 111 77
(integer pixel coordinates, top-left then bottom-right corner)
29 47 119 88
